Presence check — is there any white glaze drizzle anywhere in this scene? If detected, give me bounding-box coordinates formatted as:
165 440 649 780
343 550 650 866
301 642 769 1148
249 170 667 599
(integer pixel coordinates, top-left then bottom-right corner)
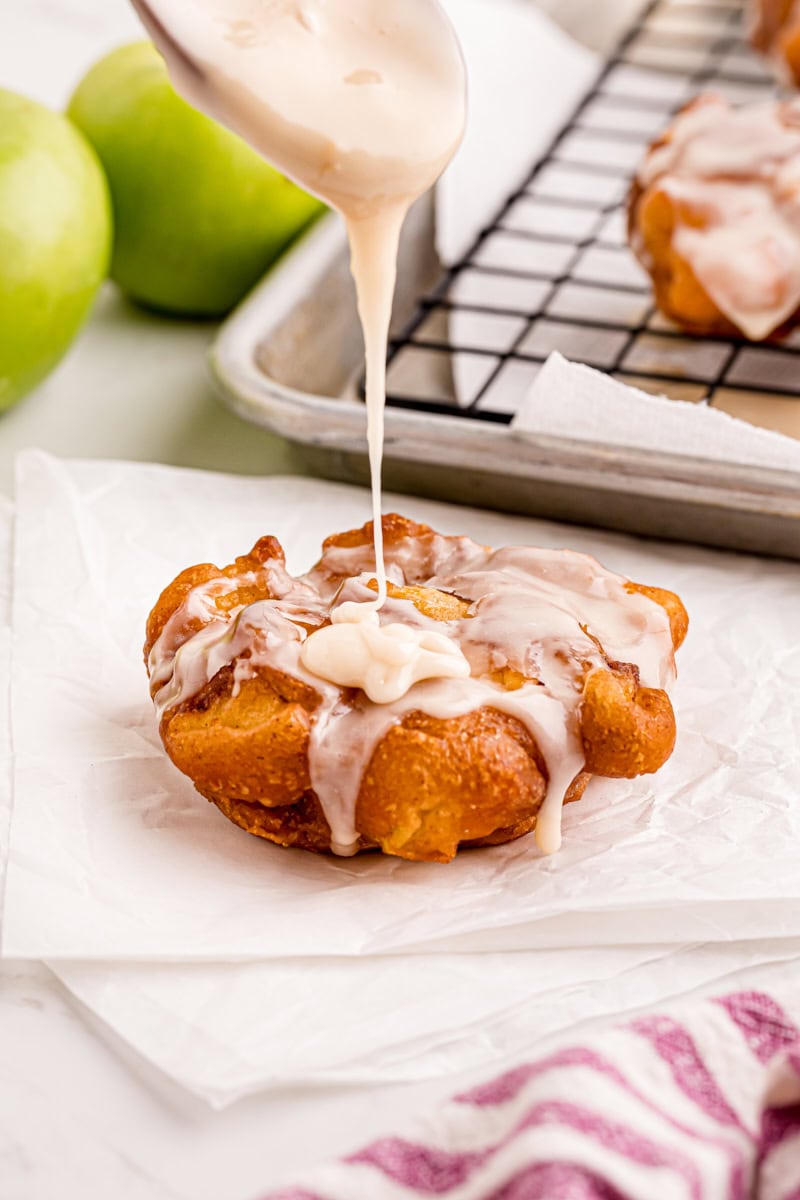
300 600 470 704
635 94 800 339
148 533 676 856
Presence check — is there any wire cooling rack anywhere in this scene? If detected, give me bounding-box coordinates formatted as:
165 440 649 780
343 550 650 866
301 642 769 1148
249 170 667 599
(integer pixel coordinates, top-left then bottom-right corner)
382 0 800 442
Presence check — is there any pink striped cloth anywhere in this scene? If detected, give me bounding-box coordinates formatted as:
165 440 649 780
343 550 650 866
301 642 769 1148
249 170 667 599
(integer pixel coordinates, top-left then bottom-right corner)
263 988 800 1200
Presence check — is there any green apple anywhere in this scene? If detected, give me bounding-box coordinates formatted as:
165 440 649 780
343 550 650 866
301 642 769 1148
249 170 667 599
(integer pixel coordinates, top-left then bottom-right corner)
68 42 325 318
0 89 111 412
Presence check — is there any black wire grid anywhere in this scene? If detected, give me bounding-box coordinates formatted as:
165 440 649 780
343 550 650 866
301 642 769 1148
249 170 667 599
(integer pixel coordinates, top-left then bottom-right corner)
382 0 800 440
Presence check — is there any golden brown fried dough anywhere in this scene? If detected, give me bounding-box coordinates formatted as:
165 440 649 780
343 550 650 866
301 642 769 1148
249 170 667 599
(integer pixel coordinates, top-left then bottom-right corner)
581 664 676 779
749 0 800 86
628 168 741 338
147 515 686 862
628 94 800 340
627 583 688 651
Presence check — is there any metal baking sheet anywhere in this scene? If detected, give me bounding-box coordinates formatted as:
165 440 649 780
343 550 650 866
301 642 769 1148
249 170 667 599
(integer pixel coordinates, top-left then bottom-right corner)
211 0 800 558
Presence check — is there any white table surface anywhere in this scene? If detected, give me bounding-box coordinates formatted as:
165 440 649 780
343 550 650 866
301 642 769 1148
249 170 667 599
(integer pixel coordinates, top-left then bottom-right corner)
0 3 648 1198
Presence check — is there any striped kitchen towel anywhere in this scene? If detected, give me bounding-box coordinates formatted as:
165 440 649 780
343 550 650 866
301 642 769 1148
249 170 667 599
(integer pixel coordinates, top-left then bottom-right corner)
263 988 800 1199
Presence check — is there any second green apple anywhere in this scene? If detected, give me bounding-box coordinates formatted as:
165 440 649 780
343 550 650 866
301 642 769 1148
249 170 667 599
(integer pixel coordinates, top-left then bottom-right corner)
68 41 325 318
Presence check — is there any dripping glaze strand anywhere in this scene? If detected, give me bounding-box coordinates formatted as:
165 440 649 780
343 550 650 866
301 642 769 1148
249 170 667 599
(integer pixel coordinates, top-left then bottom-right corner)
136 0 467 610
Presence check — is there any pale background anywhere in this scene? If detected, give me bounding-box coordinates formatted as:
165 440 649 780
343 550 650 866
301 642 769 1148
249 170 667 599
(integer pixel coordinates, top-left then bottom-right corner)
0 3 645 1198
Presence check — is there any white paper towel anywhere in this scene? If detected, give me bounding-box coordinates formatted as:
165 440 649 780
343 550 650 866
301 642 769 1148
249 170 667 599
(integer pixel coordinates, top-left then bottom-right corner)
5 452 800 965
513 353 800 472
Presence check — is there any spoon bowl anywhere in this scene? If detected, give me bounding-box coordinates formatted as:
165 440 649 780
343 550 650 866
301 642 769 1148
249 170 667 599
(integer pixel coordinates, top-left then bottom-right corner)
126 0 467 214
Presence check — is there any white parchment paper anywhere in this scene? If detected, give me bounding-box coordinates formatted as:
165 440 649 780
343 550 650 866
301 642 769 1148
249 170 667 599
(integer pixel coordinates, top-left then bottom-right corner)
48 946 671 1107
0 498 675 1107
4 451 800 961
514 354 800 471
50 940 800 1108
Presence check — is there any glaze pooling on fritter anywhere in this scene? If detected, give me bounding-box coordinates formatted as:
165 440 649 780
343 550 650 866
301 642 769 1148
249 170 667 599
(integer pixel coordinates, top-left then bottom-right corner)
147 531 675 857
634 95 800 339
301 600 471 705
